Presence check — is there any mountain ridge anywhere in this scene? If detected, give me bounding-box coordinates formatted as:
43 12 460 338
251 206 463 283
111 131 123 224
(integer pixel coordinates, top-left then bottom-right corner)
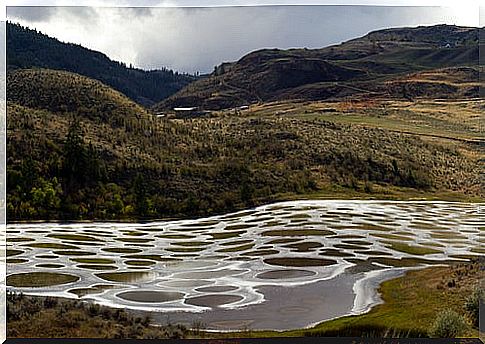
6 22 195 106
154 24 482 111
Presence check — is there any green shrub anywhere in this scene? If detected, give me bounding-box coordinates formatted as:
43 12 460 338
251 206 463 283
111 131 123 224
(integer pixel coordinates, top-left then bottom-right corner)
429 309 467 338
464 287 484 328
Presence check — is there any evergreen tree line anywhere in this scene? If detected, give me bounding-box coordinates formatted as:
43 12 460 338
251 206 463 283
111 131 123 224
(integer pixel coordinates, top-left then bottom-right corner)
6 22 196 106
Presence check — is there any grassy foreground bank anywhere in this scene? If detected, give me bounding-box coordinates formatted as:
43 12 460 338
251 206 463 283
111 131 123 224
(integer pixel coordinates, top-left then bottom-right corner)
8 259 482 339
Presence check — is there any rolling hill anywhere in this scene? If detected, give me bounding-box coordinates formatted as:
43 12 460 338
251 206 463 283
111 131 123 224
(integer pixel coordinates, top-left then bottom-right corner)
154 24 482 111
7 68 482 221
7 68 149 124
7 22 195 106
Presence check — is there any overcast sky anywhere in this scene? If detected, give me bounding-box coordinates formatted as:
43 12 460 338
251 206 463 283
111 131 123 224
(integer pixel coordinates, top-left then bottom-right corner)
6 5 481 73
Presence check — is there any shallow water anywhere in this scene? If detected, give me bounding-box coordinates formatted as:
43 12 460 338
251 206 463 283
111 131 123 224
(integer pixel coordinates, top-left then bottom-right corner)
6 200 483 330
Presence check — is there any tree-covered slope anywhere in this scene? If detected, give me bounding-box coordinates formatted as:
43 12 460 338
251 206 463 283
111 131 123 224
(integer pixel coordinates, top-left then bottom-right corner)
7 68 149 124
7 22 195 106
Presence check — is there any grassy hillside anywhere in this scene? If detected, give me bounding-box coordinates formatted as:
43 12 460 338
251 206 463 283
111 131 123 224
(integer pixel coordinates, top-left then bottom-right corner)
7 68 148 125
154 24 481 111
7 68 483 221
7 22 195 106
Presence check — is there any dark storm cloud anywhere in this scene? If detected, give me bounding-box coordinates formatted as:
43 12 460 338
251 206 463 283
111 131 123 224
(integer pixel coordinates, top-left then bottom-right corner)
6 5 475 73
7 6 98 23
130 6 459 73
7 6 57 22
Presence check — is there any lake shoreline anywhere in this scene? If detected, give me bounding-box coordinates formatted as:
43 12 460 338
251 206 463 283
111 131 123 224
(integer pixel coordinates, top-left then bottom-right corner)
123 266 411 331
7 188 484 224
6 254 419 331
5 265 413 333
7 259 482 339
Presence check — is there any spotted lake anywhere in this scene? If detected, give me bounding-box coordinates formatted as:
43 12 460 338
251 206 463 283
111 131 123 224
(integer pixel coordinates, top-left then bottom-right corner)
6 200 483 330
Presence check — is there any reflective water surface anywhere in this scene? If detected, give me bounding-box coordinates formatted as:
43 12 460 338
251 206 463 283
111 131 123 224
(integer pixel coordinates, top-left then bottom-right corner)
6 200 483 330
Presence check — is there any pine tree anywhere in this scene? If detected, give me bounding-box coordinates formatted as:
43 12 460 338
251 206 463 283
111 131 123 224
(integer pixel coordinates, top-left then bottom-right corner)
133 173 149 217
62 119 87 188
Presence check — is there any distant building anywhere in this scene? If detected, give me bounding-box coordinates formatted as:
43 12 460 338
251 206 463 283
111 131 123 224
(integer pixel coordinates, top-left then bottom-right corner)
173 106 210 118
154 111 166 118
173 107 197 112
